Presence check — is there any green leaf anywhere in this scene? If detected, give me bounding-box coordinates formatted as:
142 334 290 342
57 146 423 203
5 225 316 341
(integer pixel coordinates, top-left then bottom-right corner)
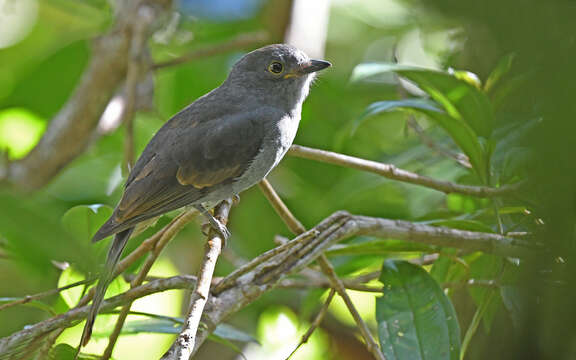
354 63 494 138
376 260 460 360
61 204 113 240
50 343 97 360
122 318 181 334
484 54 515 93
468 255 503 332
327 239 436 256
420 219 494 233
354 98 442 133
213 323 258 344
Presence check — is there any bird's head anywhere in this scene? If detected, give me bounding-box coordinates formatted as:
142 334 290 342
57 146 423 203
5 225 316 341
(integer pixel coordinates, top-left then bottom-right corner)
226 44 331 109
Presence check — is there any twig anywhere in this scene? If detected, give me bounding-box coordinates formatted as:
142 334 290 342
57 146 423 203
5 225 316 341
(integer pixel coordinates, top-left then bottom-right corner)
153 31 269 70
0 278 93 312
122 5 154 171
288 145 521 198
100 209 198 360
258 179 386 360
161 199 233 360
286 289 336 360
406 117 472 168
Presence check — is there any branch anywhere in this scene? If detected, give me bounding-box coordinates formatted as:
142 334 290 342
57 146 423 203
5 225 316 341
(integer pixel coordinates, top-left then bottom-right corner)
288 145 521 198
286 289 336 360
258 179 386 360
0 0 171 191
161 199 233 360
0 209 536 357
0 278 93 313
152 31 269 70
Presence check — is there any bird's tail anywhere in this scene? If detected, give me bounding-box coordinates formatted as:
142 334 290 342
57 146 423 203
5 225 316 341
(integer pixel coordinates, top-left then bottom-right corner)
79 227 133 347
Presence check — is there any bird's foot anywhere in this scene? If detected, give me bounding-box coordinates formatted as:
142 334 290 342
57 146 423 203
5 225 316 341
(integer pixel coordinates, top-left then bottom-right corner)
195 204 231 246
232 194 241 205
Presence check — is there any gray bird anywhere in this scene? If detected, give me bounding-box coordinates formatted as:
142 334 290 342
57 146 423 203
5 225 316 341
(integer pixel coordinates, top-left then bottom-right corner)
79 44 330 347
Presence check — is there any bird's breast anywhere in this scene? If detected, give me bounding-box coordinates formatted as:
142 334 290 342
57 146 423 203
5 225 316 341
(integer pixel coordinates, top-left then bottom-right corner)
230 113 300 194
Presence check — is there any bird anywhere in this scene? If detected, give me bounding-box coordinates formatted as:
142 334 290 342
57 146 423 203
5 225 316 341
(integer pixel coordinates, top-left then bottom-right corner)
78 44 331 347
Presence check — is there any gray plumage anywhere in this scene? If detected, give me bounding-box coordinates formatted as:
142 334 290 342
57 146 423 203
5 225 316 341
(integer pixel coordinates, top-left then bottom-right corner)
78 44 330 348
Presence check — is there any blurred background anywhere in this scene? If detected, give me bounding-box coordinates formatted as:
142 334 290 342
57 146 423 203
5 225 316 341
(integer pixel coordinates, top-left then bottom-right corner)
0 0 575 359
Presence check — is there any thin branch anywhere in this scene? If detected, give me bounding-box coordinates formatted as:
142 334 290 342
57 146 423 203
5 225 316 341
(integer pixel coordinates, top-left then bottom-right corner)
258 179 386 360
0 0 171 191
153 31 269 70
161 199 233 360
406 117 472 168
286 289 336 360
121 5 154 171
0 278 93 312
288 145 521 198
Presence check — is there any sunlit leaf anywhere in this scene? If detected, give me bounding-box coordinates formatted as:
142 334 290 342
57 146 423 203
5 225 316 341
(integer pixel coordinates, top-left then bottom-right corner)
0 108 46 159
376 260 460 360
57 266 86 308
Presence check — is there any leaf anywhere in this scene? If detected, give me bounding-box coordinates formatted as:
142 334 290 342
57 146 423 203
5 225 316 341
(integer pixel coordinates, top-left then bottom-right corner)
50 343 96 360
468 255 503 332
353 63 494 138
122 316 257 343
484 54 515 93
354 98 442 134
327 239 436 256
61 204 113 240
122 318 181 334
213 323 258 344
376 260 461 360
420 219 494 233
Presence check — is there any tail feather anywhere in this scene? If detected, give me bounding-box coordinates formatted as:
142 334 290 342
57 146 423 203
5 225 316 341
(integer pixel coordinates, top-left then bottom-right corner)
79 228 133 347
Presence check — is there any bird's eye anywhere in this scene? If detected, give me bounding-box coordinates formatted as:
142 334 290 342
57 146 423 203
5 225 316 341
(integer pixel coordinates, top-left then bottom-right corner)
268 61 284 74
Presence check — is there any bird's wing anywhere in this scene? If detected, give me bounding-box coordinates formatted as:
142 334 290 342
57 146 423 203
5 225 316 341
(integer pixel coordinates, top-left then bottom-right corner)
97 109 269 238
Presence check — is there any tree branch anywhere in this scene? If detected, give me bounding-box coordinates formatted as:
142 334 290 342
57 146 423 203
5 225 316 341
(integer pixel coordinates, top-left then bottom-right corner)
152 31 268 70
288 144 521 197
161 199 233 360
0 0 171 191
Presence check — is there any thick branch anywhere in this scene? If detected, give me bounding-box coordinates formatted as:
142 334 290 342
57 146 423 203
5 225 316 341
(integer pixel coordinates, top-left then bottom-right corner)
288 145 520 197
1 0 171 191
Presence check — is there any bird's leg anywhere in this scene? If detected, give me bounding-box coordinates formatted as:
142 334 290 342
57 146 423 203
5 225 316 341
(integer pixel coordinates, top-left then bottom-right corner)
194 204 231 243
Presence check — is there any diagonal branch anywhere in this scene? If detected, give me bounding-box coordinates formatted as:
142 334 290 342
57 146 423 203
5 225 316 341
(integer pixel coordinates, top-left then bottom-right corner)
258 179 386 360
288 144 521 197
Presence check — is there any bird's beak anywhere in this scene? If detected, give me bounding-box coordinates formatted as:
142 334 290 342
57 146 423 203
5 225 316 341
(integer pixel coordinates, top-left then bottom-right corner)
284 60 331 79
300 59 332 74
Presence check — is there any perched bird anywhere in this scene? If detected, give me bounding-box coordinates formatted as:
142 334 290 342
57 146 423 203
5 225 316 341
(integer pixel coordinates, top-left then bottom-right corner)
79 44 330 346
